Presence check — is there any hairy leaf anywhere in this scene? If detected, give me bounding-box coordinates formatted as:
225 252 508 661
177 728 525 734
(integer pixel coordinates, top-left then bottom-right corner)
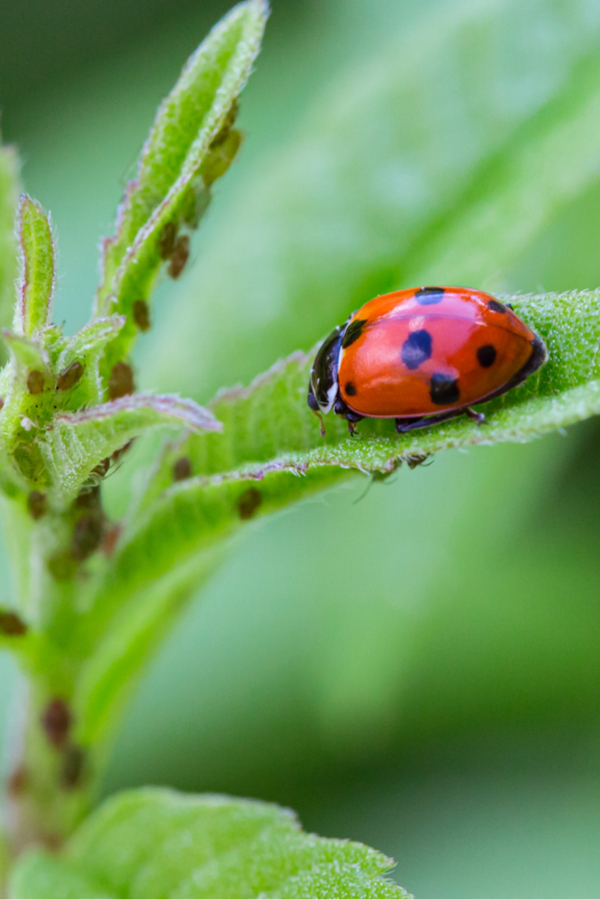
41 394 221 505
15 196 54 337
10 789 409 899
95 0 269 372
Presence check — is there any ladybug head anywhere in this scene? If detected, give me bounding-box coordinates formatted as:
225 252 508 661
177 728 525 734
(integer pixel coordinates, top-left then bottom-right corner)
308 326 342 414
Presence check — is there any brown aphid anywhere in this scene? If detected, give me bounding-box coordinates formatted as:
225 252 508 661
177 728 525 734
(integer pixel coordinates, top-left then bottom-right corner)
27 370 45 395
0 397 5 411
6 766 28 797
27 490 47 520
112 440 134 463
56 361 84 391
404 452 433 470
173 456 192 481
91 458 110 479
75 484 101 510
0 611 27 636
133 299 151 332
101 523 121 558
108 361 135 400
237 487 262 520
71 514 103 561
210 98 239 148
41 697 72 748
61 744 86 790
157 221 177 260
168 235 190 279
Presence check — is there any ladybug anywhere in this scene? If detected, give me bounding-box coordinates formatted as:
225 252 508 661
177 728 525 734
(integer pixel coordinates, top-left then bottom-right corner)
307 286 547 434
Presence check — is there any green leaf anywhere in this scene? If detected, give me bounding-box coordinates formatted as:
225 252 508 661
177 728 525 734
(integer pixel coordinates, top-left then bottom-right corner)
0 140 19 338
9 789 409 899
95 0 269 371
105 288 600 602
9 853 112 900
15 195 55 337
41 393 222 505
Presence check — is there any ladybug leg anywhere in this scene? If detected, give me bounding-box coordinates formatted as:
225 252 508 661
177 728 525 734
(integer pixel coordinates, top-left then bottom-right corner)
465 407 485 424
394 408 466 433
334 396 363 435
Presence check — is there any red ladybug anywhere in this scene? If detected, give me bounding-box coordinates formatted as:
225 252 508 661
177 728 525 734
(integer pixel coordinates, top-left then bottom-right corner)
308 286 547 434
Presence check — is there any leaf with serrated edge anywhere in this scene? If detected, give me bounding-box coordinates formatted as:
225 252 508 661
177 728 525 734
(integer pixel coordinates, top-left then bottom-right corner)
9 789 409 899
41 394 221 505
15 195 55 337
95 0 268 371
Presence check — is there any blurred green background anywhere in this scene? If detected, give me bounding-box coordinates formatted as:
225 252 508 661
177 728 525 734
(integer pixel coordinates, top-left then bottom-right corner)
3 0 600 897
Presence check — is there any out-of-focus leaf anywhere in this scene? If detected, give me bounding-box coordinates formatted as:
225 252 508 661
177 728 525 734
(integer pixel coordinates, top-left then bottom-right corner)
95 0 268 372
14 196 54 337
8 854 111 900
148 0 600 398
0 140 19 337
41 393 221 505
10 788 409 899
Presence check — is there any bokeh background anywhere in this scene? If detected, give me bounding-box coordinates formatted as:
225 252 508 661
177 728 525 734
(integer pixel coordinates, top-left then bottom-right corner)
2 0 600 897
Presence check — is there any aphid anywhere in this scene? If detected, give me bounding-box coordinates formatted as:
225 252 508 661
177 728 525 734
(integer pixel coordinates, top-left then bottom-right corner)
308 286 547 434
132 299 151 332
71 514 103 561
168 235 190 279
0 611 27 636
41 697 72 748
157 221 177 260
27 490 47 520
27 370 45 395
173 456 192 482
108 361 135 400
237 487 262 520
56 361 84 391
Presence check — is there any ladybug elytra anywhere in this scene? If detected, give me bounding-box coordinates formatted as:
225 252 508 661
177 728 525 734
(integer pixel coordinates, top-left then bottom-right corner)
308 286 547 434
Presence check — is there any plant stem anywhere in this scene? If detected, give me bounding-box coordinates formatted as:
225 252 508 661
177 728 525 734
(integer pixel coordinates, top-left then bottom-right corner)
4 670 96 854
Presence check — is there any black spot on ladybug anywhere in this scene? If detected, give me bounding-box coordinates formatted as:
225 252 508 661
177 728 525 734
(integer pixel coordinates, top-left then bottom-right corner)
345 381 357 396
415 287 445 305
341 319 367 348
238 488 262 520
477 344 497 368
430 373 460 405
487 299 506 313
401 329 432 370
